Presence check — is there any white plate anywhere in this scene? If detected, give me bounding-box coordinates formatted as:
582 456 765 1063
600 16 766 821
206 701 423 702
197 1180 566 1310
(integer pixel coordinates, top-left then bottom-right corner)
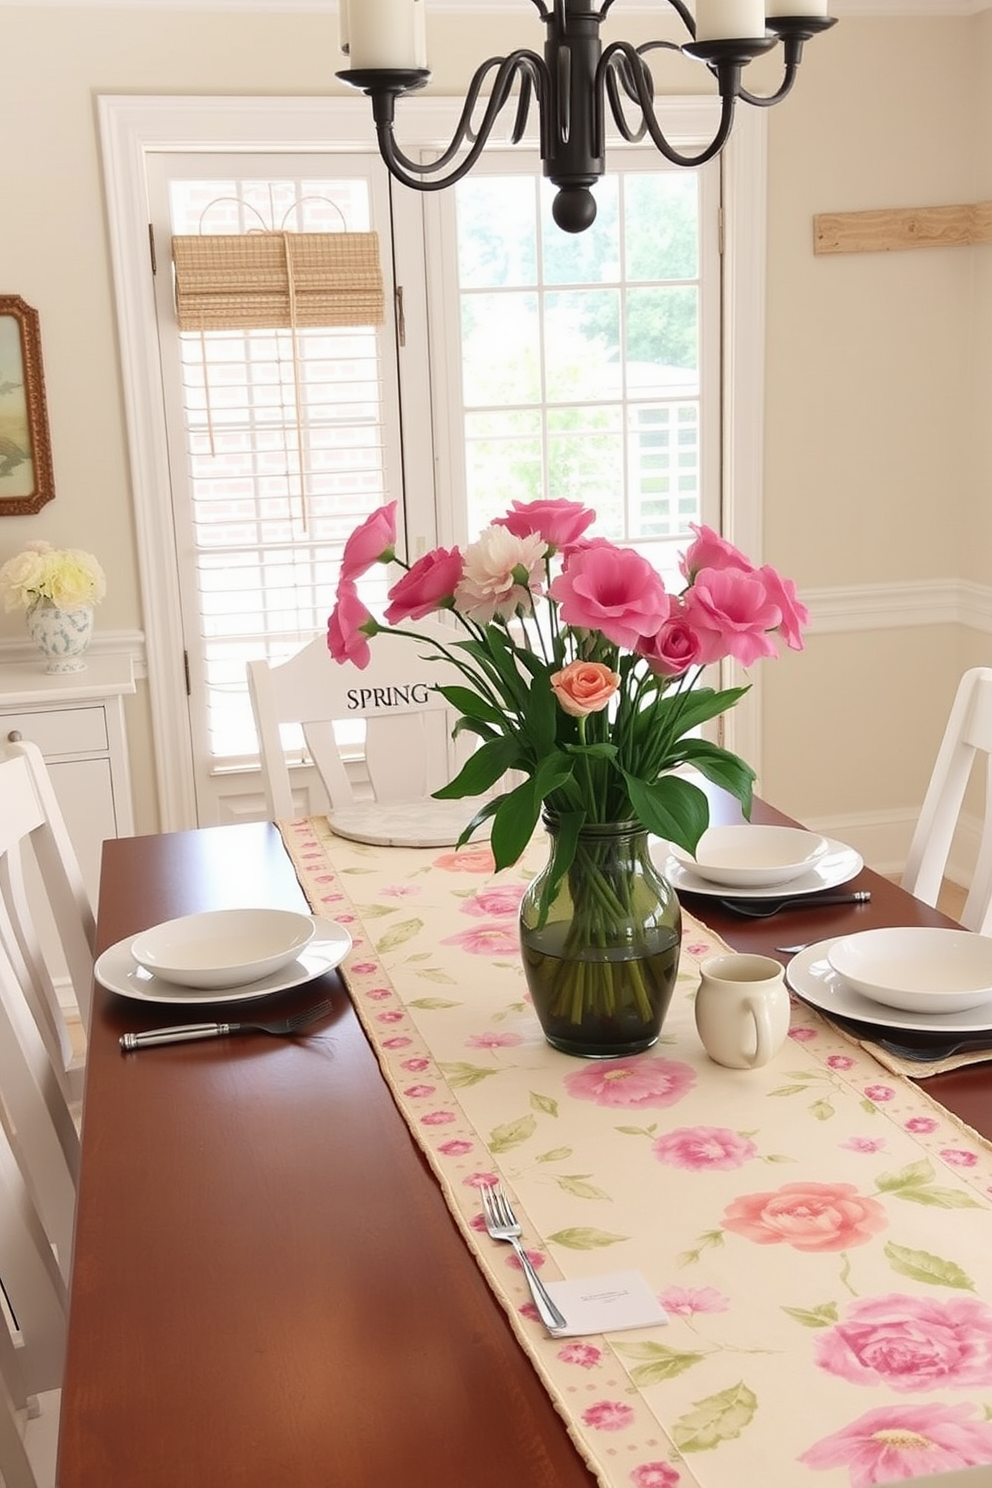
786 938 992 1034
652 837 863 900
96 919 352 1005
328 797 491 849
827 927 992 1014
669 825 829 889
131 907 315 989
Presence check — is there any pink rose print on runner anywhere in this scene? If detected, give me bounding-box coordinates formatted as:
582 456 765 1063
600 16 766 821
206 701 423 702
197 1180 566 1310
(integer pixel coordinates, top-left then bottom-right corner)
581 1401 636 1433
461 884 526 917
722 1181 887 1253
788 1027 817 1042
564 1057 695 1109
442 924 520 957
401 1057 430 1072
421 1111 456 1126
905 1116 939 1134
841 1137 887 1154
799 1403 992 1486
558 1342 602 1369
814 1294 992 1392
437 1139 473 1157
652 1126 757 1171
863 1084 896 1103
433 847 496 874
465 1031 524 1051
630 1466 680 1488
402 1085 436 1098
827 1055 856 1071
658 1286 729 1317
381 1037 412 1050
350 961 378 975
941 1149 978 1168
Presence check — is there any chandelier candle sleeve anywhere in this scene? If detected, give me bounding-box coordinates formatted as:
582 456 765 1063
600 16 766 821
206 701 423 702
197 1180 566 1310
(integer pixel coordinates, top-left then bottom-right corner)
348 0 424 70
694 0 766 42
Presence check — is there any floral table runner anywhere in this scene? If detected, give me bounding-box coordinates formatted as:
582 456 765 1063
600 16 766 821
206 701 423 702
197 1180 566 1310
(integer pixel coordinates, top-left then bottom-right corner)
281 816 992 1488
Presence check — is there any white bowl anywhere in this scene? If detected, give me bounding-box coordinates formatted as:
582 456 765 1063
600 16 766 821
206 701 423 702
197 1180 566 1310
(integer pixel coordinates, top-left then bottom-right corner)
131 909 316 990
827 927 992 1014
669 825 829 889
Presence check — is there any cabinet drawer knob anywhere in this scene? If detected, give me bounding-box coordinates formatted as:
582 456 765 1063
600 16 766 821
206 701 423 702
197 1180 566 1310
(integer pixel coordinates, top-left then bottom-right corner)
6 730 22 743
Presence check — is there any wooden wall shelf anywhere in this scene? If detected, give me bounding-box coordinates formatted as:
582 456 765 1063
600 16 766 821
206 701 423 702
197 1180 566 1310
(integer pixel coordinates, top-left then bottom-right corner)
814 201 992 255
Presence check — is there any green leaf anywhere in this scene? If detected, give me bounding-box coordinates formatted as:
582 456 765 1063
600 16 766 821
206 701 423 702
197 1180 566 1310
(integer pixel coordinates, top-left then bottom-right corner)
433 683 506 726
432 735 522 799
547 1226 629 1250
555 1175 610 1201
782 1303 840 1328
677 740 756 813
876 1160 935 1192
894 1188 984 1210
536 1147 573 1163
439 1061 500 1088
408 997 460 1009
615 1343 707 1386
623 772 710 854
414 968 458 985
672 1382 758 1453
530 1091 559 1117
809 1099 835 1121
490 783 542 871
489 1114 537 1152
375 917 424 953
616 1125 657 1137
884 1241 976 1290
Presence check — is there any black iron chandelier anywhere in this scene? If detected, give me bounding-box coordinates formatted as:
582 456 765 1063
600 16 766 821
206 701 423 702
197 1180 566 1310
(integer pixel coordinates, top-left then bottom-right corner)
336 0 835 233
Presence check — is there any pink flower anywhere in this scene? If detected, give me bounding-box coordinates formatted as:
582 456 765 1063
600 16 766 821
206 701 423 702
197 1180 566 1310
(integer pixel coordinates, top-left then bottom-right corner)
438 1139 473 1156
340 500 397 581
495 498 596 551
507 1248 545 1272
402 1084 436 1098
905 1116 939 1134
401 1057 430 1072
326 582 378 669
381 1036 412 1049
658 1286 729 1317
442 923 520 956
421 1110 456 1126
683 567 782 667
376 1010 404 1025
461 884 525 918
463 1171 500 1188
350 962 378 975
722 1181 887 1253
637 611 702 679
799 1403 992 1485
827 1055 856 1070
382 883 422 898
789 1027 818 1042
550 544 669 648
864 1084 895 1103
679 522 754 581
433 847 497 874
941 1149 978 1168
454 524 546 624
652 1126 757 1171
550 659 621 717
814 1293 992 1392
465 1031 524 1050
630 1465 681 1488
364 988 392 1001
564 1056 695 1109
384 545 463 623
841 1137 887 1154
558 1342 602 1368
581 1400 636 1433
758 564 809 650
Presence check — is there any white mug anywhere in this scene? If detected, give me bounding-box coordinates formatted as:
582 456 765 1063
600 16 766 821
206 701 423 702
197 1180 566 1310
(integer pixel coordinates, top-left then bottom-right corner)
694 953 791 1069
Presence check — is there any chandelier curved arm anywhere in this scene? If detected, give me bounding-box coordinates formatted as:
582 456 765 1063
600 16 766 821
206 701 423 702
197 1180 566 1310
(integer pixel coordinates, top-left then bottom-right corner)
739 19 837 109
599 42 737 168
343 51 548 192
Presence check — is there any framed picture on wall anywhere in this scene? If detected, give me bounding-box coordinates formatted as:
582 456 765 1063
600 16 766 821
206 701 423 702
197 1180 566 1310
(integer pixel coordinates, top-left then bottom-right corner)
0 294 56 515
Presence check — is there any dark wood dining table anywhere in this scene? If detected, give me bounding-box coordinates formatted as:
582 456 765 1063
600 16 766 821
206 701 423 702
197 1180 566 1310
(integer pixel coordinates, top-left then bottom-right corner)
57 796 992 1488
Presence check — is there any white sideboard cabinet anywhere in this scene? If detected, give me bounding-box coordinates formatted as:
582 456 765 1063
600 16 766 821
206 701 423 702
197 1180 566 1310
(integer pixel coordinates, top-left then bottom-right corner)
0 653 136 914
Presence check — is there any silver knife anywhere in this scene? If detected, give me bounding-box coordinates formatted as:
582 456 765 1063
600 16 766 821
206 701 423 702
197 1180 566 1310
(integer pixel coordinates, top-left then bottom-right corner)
121 1023 237 1050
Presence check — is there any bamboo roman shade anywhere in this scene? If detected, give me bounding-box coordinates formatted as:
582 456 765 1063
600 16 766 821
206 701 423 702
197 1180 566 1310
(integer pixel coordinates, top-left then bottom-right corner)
171 231 385 331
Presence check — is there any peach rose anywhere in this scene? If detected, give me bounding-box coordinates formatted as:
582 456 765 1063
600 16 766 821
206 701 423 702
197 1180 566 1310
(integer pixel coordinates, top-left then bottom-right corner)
550 659 620 717
722 1181 887 1253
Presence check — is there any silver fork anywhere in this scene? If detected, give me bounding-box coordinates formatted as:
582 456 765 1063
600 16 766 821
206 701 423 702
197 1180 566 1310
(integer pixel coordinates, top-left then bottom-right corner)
480 1182 567 1332
120 998 333 1051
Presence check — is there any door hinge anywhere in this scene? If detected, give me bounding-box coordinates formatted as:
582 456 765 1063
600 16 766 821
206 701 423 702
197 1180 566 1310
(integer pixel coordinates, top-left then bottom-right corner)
394 284 406 347
148 223 157 276
183 650 191 697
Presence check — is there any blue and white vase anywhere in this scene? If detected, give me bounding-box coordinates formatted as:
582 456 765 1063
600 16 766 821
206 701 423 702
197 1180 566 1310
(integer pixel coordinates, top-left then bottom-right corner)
25 600 94 674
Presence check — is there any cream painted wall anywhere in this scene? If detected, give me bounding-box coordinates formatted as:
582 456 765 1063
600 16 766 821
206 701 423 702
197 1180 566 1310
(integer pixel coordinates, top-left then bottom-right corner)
0 5 988 858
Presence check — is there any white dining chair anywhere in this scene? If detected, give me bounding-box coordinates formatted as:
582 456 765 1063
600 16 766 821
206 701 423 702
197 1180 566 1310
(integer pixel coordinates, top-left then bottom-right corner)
0 1095 67 1488
902 666 992 932
0 740 95 1107
247 617 476 821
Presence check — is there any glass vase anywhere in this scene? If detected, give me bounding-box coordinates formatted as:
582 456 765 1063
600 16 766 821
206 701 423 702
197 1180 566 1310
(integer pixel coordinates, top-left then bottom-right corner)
519 818 682 1059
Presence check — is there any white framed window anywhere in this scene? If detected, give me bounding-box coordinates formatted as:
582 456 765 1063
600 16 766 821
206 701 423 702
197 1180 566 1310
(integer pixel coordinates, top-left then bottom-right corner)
99 95 766 829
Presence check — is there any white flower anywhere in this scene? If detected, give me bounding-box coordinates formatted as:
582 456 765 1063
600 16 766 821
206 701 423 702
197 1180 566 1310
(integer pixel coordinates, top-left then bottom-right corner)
454 525 546 625
0 544 106 612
